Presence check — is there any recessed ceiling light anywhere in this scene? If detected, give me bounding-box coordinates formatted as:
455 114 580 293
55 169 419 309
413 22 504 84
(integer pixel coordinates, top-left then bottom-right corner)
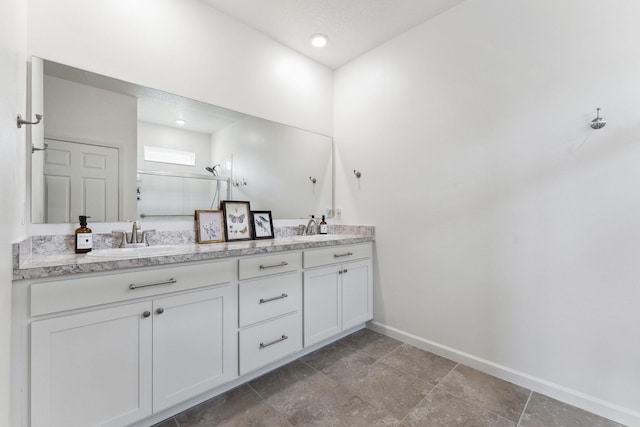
310 34 328 48
175 119 186 125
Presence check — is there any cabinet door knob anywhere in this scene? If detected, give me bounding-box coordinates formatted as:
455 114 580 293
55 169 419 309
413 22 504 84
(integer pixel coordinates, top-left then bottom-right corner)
142 311 151 318
343 269 348 274
156 308 164 315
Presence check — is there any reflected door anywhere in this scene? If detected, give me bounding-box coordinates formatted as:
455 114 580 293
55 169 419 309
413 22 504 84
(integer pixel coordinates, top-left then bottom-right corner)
44 139 119 222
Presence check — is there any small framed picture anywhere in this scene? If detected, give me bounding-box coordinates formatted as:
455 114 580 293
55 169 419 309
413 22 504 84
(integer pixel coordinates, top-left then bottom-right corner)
251 211 274 239
195 210 225 243
221 200 253 241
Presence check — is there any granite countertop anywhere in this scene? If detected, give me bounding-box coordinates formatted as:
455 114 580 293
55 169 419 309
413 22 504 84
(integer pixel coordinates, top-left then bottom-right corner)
14 234 374 280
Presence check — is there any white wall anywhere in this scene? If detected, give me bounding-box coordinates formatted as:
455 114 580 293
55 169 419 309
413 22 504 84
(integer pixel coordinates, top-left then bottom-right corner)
0 0 27 424
211 116 333 218
334 0 640 424
137 121 212 175
28 0 333 137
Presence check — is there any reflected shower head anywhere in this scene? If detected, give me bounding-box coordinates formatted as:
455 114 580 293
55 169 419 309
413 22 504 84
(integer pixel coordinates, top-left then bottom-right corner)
205 165 221 176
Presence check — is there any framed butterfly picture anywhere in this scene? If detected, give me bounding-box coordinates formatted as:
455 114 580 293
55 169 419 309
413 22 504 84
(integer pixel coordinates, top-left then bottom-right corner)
221 200 253 242
251 210 274 239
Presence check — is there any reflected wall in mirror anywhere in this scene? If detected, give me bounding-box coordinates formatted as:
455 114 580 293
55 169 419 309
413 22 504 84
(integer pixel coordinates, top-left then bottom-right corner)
30 57 332 224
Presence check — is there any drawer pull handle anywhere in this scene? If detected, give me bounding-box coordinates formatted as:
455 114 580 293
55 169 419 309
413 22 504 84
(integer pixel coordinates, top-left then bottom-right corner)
333 252 354 258
259 335 288 349
259 261 288 270
129 278 177 290
259 293 288 304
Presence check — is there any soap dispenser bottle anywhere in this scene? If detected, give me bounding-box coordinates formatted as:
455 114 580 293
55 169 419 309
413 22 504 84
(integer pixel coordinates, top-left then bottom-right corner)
75 215 93 253
319 215 328 234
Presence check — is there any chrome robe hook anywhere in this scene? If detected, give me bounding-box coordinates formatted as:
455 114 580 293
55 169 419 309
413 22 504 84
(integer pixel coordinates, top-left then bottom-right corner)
17 114 43 128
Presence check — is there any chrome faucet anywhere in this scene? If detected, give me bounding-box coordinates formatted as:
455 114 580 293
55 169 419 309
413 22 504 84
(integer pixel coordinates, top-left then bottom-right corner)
303 216 318 235
131 221 140 244
113 221 155 248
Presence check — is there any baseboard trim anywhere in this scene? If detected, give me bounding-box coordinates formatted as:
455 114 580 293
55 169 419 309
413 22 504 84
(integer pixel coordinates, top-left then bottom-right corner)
367 321 640 427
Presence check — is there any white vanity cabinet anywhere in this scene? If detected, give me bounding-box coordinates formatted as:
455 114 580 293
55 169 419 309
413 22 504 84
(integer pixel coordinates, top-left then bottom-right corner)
14 238 374 427
27 260 236 427
303 243 373 347
31 301 153 427
237 252 303 375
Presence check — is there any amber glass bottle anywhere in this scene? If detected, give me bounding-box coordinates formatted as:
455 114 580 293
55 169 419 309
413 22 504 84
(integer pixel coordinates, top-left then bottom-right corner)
319 215 328 234
75 215 93 253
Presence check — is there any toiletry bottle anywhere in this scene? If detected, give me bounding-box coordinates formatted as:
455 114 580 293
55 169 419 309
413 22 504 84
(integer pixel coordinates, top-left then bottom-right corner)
319 215 328 234
75 215 93 253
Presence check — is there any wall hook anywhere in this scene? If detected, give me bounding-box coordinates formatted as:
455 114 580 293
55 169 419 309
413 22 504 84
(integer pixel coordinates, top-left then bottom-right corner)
232 178 247 187
590 107 606 130
309 176 317 184
31 142 49 153
353 170 362 178
17 113 43 128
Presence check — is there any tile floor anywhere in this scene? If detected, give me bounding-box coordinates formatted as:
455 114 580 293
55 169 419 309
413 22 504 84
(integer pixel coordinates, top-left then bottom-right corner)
155 329 625 427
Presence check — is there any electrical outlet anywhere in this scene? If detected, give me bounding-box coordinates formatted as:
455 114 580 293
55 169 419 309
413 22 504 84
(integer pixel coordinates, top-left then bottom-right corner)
325 208 333 217
336 208 342 218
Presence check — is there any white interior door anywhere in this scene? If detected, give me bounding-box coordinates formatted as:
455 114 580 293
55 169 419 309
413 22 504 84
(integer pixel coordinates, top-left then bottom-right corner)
43 139 119 222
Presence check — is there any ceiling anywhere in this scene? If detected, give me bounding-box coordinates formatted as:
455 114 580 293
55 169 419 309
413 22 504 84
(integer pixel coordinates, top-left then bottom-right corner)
202 0 466 69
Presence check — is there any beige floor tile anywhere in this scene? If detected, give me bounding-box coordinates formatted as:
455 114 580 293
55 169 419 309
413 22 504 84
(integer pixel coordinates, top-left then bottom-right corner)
437 364 530 423
520 392 626 427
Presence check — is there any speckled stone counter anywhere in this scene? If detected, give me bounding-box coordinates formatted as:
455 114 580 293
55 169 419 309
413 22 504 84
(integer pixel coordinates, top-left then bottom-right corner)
13 226 374 280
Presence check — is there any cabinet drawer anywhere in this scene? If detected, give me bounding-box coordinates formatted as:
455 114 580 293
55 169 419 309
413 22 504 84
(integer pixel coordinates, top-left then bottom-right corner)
303 243 372 269
239 272 301 328
239 312 302 375
31 260 234 316
238 252 300 280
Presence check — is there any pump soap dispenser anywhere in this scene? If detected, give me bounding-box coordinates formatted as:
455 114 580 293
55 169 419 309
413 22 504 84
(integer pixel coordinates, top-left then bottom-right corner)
75 215 93 253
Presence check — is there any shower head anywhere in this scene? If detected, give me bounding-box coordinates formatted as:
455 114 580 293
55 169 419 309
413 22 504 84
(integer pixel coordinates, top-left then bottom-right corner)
205 165 221 176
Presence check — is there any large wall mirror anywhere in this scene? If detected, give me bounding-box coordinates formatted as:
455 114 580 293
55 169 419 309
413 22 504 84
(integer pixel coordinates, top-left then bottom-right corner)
30 57 333 224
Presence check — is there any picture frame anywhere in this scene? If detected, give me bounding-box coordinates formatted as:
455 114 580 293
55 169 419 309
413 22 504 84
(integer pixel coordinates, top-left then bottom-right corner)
221 200 253 241
251 211 274 239
195 210 225 243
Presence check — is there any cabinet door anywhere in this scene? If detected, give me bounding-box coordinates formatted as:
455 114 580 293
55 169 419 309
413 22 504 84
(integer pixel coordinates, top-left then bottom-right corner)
303 265 341 347
31 301 152 427
341 259 373 330
152 285 236 412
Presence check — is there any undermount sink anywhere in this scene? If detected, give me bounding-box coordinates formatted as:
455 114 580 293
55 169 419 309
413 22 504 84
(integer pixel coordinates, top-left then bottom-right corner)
85 245 187 260
290 234 353 242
